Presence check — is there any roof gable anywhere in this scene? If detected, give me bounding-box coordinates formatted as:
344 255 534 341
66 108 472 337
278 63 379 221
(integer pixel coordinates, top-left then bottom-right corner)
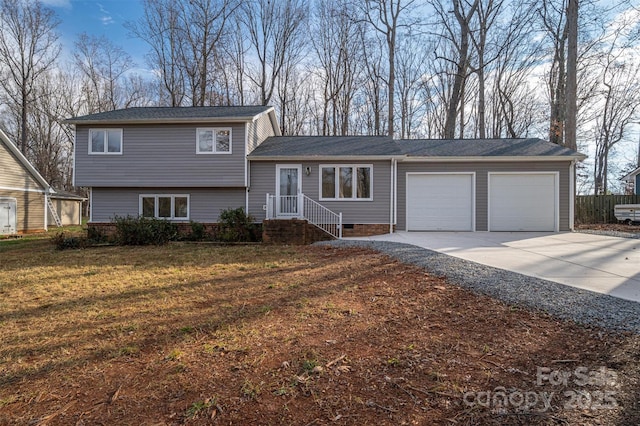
0 129 50 191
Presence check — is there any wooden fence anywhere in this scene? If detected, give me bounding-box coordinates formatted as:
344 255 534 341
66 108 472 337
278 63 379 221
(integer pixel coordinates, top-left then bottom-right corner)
575 195 640 224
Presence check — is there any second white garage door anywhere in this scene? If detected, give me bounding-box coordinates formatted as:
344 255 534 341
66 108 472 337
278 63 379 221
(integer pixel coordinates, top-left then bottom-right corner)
489 173 558 231
406 173 474 231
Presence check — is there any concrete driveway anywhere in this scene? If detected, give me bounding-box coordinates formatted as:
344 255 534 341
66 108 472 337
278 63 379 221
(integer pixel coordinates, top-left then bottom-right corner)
351 232 640 303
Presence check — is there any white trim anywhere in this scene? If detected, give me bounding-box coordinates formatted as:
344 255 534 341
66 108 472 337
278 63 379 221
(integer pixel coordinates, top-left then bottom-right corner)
0 197 17 235
0 185 47 193
72 131 77 187
487 172 559 232
275 164 302 217
318 164 374 202
196 127 232 154
44 192 48 231
89 188 93 223
399 155 586 162
244 124 249 187
405 172 476 232
569 161 576 230
389 159 394 233
138 194 191 220
249 155 586 162
88 128 123 155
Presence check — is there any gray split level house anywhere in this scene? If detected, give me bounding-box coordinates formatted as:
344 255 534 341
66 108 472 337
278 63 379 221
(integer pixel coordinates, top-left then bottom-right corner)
66 106 586 238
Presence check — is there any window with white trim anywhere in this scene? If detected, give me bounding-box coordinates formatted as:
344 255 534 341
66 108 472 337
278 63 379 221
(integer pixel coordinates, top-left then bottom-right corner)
89 129 123 154
139 194 190 220
196 128 232 154
320 165 372 200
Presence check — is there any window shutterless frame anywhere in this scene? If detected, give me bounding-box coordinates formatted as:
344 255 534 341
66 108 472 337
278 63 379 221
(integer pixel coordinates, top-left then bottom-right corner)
88 129 123 155
319 164 373 201
196 128 232 154
138 194 190 220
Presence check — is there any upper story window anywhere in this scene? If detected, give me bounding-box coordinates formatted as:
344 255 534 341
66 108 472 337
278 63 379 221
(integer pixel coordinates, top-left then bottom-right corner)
197 128 232 154
320 165 372 201
89 129 122 154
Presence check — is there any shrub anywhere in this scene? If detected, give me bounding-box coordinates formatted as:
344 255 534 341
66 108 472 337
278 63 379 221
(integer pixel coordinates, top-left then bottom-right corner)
185 220 207 241
50 232 88 250
86 225 109 243
217 207 260 242
113 216 178 246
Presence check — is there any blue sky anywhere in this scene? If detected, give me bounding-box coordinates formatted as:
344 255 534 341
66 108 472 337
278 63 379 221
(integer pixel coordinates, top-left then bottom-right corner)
42 0 148 69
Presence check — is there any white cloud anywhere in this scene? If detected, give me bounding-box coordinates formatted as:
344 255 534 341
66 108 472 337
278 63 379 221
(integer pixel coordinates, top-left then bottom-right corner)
97 2 114 26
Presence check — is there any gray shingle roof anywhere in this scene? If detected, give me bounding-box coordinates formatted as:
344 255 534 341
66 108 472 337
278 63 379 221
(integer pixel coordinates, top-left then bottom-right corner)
249 136 402 157
250 136 585 159
399 138 584 157
65 106 272 124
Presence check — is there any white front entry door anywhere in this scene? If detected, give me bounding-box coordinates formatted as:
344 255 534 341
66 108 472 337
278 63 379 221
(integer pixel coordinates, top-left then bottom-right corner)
0 198 17 235
276 165 302 217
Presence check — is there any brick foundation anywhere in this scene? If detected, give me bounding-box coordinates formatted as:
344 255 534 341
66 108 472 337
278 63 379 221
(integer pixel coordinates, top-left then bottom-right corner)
262 219 334 245
341 224 393 237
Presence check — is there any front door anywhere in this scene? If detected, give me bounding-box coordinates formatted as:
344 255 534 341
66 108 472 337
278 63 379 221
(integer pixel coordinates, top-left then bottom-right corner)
0 198 17 235
276 165 301 217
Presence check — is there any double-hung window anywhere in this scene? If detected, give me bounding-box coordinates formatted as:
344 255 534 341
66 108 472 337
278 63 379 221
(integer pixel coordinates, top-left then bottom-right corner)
320 165 372 201
197 128 232 154
89 129 122 154
140 194 190 220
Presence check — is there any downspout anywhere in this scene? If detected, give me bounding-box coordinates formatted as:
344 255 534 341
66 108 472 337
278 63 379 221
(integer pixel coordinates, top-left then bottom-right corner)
569 160 576 231
89 188 93 223
389 158 396 234
44 189 49 231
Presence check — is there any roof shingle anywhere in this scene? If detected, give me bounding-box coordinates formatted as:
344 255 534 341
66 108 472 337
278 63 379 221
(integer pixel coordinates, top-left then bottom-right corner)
66 106 272 124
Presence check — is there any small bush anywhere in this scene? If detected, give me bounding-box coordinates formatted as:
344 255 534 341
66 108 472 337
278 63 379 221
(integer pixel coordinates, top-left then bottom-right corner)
86 225 109 243
217 207 260 242
185 220 207 241
50 232 88 250
113 216 178 246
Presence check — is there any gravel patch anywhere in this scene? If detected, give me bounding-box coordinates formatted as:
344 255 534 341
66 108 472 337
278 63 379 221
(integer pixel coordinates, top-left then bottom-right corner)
318 239 640 334
576 229 640 240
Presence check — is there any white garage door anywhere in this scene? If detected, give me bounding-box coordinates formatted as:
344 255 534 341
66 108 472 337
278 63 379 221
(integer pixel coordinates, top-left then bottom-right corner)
407 173 474 231
489 173 557 231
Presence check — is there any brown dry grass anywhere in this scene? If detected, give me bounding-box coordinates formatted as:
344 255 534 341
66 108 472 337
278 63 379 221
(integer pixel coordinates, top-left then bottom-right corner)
0 239 639 425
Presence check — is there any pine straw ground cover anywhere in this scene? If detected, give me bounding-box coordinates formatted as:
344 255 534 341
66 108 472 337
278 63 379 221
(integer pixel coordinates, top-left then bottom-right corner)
0 240 639 426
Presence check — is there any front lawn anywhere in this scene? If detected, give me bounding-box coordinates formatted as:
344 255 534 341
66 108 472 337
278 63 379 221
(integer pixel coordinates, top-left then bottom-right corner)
0 240 638 425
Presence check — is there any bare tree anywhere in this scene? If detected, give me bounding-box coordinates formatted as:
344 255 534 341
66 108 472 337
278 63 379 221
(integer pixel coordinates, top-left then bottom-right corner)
591 46 640 194
73 33 135 112
430 0 479 139
311 0 363 136
126 0 186 106
0 0 60 153
360 0 417 138
241 0 308 106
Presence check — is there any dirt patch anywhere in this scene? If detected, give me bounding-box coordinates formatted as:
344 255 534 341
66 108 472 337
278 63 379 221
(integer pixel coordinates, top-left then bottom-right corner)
576 223 640 234
0 241 638 425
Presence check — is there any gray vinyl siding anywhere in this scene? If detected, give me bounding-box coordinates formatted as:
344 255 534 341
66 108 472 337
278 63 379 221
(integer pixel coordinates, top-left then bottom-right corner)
74 123 247 187
397 161 572 231
91 187 246 223
247 112 276 154
248 160 392 225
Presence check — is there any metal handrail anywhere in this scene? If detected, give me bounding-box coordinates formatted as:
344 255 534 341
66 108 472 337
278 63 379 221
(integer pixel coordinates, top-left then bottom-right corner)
266 193 342 239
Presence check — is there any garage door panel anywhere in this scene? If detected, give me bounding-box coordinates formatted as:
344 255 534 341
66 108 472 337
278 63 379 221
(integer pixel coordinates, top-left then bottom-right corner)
407 174 474 231
489 174 556 232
